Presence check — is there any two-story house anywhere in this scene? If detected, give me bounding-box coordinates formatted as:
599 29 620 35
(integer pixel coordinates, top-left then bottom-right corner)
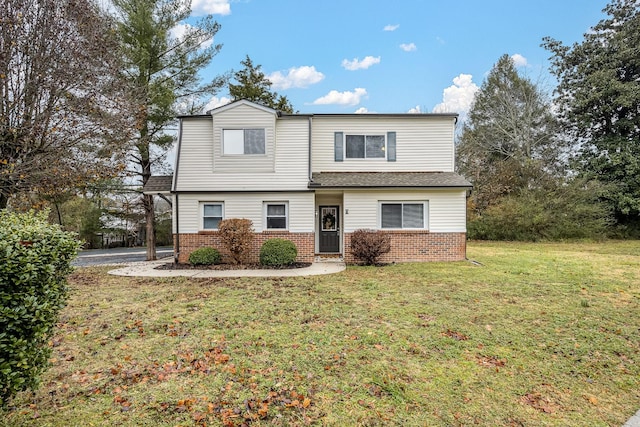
146 99 472 264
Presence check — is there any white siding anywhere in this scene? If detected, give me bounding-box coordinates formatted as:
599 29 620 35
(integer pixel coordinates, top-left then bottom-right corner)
175 115 309 192
176 192 315 233
342 189 466 233
311 115 455 173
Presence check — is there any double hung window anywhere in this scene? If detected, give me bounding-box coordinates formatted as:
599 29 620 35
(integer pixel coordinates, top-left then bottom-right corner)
203 203 224 229
265 203 288 229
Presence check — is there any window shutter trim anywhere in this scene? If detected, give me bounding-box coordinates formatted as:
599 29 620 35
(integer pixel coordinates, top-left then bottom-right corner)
387 131 396 161
334 132 344 162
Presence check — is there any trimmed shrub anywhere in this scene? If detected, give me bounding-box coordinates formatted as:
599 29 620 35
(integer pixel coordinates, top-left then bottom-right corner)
0 210 81 406
188 247 221 266
260 239 297 266
350 229 391 265
218 218 254 264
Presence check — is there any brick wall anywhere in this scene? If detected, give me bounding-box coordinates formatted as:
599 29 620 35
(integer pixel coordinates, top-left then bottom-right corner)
343 231 466 263
175 232 315 264
175 231 465 264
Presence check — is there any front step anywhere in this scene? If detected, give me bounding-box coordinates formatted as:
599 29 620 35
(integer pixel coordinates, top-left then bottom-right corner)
314 254 344 263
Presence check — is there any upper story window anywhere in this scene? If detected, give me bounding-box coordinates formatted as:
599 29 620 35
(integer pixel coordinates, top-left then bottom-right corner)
223 129 265 155
202 202 224 229
380 201 427 229
335 131 396 162
346 134 385 159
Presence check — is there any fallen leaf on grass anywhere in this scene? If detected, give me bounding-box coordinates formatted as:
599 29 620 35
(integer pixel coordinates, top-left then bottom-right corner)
476 355 506 368
443 329 469 341
520 392 555 413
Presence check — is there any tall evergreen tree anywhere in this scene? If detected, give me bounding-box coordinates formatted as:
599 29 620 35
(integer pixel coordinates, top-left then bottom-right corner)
456 54 561 214
112 0 226 259
229 55 295 113
543 0 640 231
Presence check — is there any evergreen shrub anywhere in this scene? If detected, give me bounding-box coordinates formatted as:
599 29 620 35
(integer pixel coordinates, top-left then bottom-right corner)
0 210 80 406
188 247 221 265
260 239 297 266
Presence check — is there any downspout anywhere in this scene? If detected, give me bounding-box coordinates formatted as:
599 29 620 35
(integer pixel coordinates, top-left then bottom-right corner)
308 116 313 182
173 118 184 264
174 193 179 264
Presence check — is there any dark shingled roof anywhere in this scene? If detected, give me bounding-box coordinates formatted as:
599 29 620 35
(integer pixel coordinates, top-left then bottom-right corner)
309 172 472 189
142 175 173 194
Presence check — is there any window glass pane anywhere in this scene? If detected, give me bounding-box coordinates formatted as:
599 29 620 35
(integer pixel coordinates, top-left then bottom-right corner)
345 135 365 158
204 204 222 217
267 217 286 229
403 204 424 228
204 217 221 229
244 129 265 154
223 129 244 154
366 135 385 158
381 204 402 228
267 204 285 216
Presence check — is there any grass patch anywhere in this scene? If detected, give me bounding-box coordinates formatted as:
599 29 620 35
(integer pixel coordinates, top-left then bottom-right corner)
2 240 639 426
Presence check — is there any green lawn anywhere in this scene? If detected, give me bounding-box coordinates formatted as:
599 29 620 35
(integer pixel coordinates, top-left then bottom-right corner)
2 241 639 426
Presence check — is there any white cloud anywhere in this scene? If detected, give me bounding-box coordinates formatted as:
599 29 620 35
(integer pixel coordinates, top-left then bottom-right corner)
408 105 422 114
341 56 381 71
170 23 213 48
354 107 370 114
191 0 231 16
383 24 399 31
267 66 325 90
312 88 368 106
204 96 232 112
432 74 479 119
511 53 528 67
400 43 417 52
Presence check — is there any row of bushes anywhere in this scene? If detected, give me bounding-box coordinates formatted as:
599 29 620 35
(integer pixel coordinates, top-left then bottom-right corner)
189 228 392 267
189 238 298 267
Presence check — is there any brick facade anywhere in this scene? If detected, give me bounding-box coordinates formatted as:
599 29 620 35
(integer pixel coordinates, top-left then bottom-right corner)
343 231 467 263
175 232 315 264
174 230 466 264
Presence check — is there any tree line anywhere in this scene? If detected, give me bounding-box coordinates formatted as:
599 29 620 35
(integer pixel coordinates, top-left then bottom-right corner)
1 0 638 247
457 0 640 240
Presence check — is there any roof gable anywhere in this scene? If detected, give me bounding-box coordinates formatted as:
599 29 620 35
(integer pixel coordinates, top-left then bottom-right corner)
208 99 278 117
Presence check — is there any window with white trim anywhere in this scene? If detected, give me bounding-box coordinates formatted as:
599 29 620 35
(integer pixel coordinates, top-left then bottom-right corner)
380 202 427 229
223 129 266 155
345 134 386 159
202 203 224 229
264 202 288 230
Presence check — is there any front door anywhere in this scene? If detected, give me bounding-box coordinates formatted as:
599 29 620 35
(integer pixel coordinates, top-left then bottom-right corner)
319 206 340 253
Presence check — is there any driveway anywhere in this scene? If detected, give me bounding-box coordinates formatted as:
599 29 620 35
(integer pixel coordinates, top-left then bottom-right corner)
73 246 173 267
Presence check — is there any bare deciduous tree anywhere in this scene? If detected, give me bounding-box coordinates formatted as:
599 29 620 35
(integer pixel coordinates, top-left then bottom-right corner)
0 0 133 209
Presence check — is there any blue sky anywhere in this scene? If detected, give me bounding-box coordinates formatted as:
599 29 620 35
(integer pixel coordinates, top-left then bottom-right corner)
186 0 609 116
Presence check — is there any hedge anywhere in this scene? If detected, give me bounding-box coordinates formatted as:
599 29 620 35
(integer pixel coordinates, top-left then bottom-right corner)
0 210 80 406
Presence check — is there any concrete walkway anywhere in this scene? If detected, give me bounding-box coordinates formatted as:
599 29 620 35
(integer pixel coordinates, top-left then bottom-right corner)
624 410 640 427
108 259 345 278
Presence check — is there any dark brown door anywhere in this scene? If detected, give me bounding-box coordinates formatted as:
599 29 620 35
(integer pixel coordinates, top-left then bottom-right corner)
319 206 340 252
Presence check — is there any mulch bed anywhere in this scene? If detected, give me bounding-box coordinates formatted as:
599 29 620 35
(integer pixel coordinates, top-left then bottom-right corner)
155 262 312 271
